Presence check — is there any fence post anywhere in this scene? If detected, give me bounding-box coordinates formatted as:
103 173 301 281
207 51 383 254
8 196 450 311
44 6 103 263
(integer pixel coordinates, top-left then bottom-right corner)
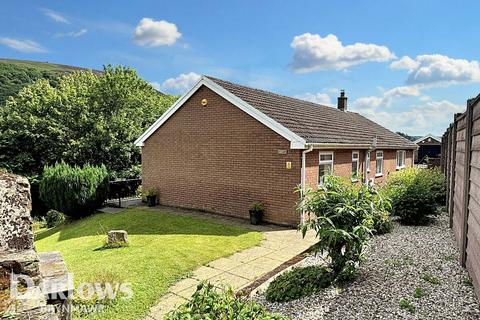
460 103 474 267
444 128 451 215
449 117 459 228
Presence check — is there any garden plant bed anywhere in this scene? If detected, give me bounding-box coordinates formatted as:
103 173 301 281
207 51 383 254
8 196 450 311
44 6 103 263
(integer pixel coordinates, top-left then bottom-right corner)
255 213 480 319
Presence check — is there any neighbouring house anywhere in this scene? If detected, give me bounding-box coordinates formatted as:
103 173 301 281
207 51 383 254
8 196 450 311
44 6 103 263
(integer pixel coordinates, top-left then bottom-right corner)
135 76 417 225
414 134 442 164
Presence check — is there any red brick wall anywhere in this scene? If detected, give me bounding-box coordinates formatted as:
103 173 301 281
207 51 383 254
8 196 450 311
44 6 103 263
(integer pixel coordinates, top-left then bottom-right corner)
367 149 414 184
141 85 302 225
305 149 414 188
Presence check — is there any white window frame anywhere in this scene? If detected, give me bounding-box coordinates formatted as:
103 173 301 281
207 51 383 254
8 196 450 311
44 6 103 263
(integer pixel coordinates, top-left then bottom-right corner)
366 151 371 173
375 150 384 177
319 151 334 185
396 150 406 169
351 151 360 182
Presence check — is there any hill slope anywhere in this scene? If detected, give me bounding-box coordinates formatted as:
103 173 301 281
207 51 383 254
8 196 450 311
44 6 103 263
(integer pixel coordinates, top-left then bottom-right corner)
0 58 101 105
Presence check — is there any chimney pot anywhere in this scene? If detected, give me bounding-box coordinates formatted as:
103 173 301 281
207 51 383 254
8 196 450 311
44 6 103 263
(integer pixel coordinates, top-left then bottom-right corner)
338 90 347 111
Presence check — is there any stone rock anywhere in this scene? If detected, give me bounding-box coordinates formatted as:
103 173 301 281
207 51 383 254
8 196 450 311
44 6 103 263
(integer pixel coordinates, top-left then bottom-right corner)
0 173 34 252
0 173 66 319
108 230 128 244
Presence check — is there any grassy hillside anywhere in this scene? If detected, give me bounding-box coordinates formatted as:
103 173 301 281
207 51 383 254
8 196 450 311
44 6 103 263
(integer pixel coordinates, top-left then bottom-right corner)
0 58 101 105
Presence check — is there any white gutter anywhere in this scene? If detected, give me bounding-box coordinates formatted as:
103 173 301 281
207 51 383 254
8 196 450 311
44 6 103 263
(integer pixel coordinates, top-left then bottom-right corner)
309 143 371 149
300 145 314 224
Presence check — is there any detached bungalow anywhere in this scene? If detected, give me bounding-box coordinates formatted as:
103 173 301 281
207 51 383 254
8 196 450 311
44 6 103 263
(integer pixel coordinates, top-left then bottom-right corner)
135 76 417 225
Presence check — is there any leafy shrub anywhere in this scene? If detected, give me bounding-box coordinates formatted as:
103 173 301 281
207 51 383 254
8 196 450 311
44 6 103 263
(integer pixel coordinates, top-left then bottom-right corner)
372 210 394 235
249 201 265 212
384 168 444 224
143 186 158 197
39 161 109 218
45 209 65 228
165 282 289 320
299 176 387 281
265 265 334 302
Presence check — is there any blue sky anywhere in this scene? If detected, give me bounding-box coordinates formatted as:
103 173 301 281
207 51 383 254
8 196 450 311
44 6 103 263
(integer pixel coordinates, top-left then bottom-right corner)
1 1 480 136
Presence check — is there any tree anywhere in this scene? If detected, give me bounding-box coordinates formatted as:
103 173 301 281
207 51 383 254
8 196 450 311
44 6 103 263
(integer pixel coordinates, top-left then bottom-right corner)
396 131 419 142
0 65 177 179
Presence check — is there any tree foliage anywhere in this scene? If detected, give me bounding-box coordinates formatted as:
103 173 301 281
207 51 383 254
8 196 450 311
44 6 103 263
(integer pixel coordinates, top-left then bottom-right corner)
0 61 61 105
0 65 177 179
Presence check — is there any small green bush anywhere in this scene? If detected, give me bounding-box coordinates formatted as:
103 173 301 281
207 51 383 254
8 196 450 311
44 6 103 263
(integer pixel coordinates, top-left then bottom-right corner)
39 161 109 218
165 282 289 320
299 176 389 281
384 168 444 224
265 265 334 302
45 209 65 228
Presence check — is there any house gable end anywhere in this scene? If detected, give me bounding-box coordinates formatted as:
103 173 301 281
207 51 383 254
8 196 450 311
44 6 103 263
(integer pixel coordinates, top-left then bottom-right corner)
134 77 306 148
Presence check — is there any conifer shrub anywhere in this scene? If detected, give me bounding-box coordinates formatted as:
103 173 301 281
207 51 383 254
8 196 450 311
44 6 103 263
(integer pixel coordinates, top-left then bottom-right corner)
40 162 109 218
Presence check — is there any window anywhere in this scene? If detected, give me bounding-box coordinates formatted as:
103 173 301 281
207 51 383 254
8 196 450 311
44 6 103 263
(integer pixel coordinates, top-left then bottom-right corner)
366 151 371 172
352 151 359 181
397 150 406 169
376 150 383 176
319 152 334 185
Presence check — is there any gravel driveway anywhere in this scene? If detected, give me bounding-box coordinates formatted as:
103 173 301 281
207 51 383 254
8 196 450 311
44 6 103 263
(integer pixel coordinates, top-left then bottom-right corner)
255 213 480 319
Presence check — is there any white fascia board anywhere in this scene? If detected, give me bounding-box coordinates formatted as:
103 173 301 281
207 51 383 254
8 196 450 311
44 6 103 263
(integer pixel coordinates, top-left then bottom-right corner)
134 76 307 148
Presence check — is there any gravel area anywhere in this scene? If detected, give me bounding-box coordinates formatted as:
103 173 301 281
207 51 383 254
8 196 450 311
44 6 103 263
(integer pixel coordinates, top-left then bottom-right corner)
255 213 480 319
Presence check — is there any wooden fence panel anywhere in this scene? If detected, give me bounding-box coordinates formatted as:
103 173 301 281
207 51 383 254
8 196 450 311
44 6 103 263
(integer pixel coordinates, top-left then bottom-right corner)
442 94 480 300
466 102 480 298
453 125 466 246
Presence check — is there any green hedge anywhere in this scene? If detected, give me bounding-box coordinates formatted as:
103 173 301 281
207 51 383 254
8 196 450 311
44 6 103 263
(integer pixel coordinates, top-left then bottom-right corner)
39 162 109 218
383 168 445 224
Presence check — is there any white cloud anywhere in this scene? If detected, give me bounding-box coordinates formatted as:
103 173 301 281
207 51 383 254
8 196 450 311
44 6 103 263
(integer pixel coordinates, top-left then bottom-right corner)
390 56 419 71
294 92 332 106
133 18 181 47
390 54 480 86
353 85 420 108
353 100 464 135
0 37 46 53
152 72 201 94
55 28 88 38
290 33 396 73
42 8 69 24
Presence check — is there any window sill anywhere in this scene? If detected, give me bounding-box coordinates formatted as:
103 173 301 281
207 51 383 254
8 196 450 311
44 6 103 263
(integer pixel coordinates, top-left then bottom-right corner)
396 166 406 170
351 178 358 183
375 173 383 178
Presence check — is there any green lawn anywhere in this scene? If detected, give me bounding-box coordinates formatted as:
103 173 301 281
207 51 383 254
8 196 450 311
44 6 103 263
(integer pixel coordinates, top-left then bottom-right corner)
34 208 263 320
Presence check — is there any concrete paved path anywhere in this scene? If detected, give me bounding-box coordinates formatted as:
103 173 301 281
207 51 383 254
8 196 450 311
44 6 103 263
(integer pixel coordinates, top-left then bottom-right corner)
145 206 317 319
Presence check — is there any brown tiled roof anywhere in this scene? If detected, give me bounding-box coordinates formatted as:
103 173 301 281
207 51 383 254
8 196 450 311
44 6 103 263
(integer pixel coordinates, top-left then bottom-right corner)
206 76 417 149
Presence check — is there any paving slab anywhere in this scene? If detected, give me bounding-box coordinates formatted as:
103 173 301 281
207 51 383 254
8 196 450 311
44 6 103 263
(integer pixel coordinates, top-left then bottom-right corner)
146 206 316 320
